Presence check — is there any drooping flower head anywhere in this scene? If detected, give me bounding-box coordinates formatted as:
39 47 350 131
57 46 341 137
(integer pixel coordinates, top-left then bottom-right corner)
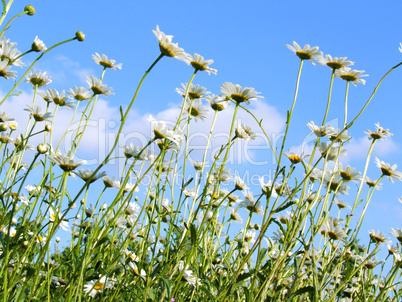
286 41 323 64
220 82 262 105
152 25 190 62
31 36 47 52
234 122 256 140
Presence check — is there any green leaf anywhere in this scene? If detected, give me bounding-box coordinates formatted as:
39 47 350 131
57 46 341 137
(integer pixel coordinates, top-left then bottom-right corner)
289 285 315 299
190 223 197 247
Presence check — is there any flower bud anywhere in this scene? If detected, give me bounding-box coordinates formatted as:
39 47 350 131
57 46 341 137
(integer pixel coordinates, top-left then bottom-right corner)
75 214 80 219
24 5 35 16
0 123 8 132
75 31 85 42
37 143 48 154
56 237 60 243
45 124 52 132
23 240 29 246
11 217 17 224
101 203 107 210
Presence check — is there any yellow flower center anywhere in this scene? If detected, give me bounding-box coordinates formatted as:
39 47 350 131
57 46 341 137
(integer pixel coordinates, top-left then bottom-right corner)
53 97 65 106
0 70 7 78
188 107 200 117
191 61 207 71
91 86 103 95
327 230 339 240
159 44 175 57
94 282 105 290
100 61 114 69
340 74 357 82
295 51 312 60
231 93 248 103
327 62 343 69
287 154 301 164
340 171 352 181
380 167 392 176
188 92 201 99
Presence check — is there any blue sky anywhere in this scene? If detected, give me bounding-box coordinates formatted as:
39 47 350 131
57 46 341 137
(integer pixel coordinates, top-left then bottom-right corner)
3 1 402 247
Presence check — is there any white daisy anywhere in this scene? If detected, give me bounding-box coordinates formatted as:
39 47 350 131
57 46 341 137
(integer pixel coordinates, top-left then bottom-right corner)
183 53 217 75
335 68 368 86
220 82 262 105
92 52 122 70
152 25 190 62
286 41 323 64
31 36 46 52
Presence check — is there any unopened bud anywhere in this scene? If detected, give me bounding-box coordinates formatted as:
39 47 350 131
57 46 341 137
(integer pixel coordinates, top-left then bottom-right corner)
24 5 35 16
45 124 52 132
11 217 17 224
56 237 60 243
75 31 85 42
0 123 8 132
37 143 48 154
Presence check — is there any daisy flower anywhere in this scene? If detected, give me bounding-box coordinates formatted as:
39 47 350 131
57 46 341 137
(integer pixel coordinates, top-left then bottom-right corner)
340 165 361 183
206 94 229 111
235 122 256 140
374 157 402 183
364 176 382 190
307 121 336 137
334 199 351 209
390 228 402 243
152 25 190 62
102 176 121 188
83 275 114 297
31 36 46 52
365 123 393 141
24 105 53 122
49 207 69 231
335 68 368 86
317 54 354 70
184 53 217 75
92 52 122 70
68 86 92 101
318 142 346 161
320 221 347 241
220 82 262 105
191 160 207 171
0 112 15 124
328 128 351 143
73 169 107 183
148 115 182 146
233 176 249 191
286 41 323 64
49 151 87 172
369 230 392 245
259 176 278 197
183 99 209 122
47 89 76 109
178 261 201 287
175 83 210 100
229 208 243 224
284 152 302 164
25 70 51 87
0 59 17 79
0 42 24 67
239 191 264 215
87 75 114 96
